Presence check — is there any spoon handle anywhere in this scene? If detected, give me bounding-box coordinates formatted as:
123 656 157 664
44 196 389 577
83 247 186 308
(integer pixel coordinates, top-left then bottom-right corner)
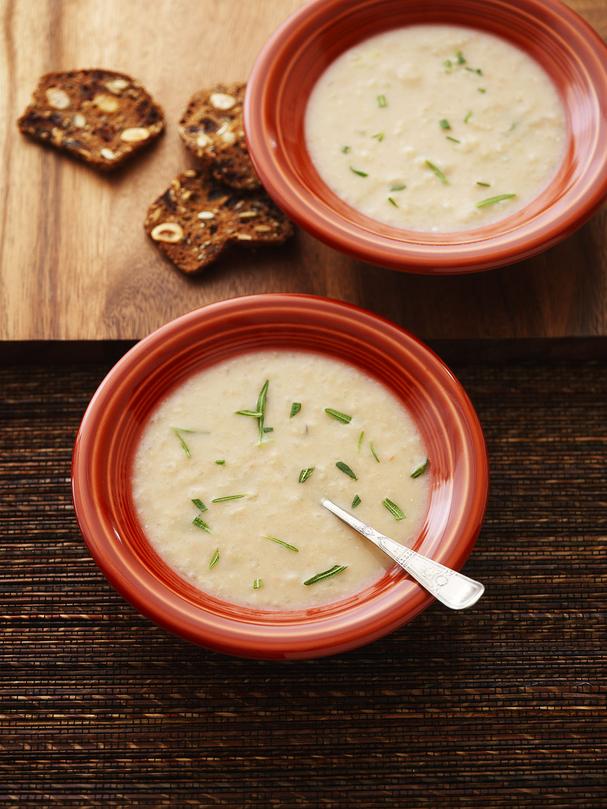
321 498 484 610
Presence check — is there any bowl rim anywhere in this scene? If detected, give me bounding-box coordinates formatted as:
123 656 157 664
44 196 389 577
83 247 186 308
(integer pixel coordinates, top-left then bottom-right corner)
244 0 607 274
72 294 489 659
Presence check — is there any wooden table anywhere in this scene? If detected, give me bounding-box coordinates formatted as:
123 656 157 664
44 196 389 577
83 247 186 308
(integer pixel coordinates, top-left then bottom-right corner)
1 0 606 348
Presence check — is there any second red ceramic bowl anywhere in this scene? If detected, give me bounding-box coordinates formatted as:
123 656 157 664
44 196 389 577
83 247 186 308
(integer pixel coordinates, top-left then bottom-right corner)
245 0 607 274
72 295 488 659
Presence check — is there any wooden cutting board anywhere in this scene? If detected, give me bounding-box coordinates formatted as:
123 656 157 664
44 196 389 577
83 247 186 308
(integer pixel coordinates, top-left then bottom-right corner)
1 0 606 344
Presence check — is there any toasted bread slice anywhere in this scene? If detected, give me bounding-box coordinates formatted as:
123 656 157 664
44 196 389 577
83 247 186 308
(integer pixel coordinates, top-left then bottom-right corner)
18 69 164 170
144 169 293 273
178 83 259 190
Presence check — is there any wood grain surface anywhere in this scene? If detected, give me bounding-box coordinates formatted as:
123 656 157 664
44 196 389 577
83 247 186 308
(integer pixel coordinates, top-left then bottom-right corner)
1 360 606 807
1 0 607 343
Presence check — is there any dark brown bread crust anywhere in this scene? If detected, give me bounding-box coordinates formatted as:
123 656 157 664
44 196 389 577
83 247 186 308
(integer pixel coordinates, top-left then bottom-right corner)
144 169 293 274
17 69 164 170
178 83 259 190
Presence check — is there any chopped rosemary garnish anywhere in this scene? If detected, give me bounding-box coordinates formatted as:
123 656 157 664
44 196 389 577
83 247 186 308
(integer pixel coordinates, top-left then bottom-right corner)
290 402 302 418
387 196 398 207
341 145 351 154
464 111 473 124
336 461 357 480
325 408 352 424
235 409 263 417
357 430 365 450
212 494 246 503
370 443 380 463
439 118 451 130
456 50 466 65
350 166 368 177
476 181 491 188
304 565 348 586
446 136 461 144
444 59 453 70
263 427 274 433
193 516 211 533
424 160 448 185
352 494 361 509
478 87 486 94
390 183 406 191
476 193 517 208
377 94 387 108
215 459 225 465
172 428 193 458
383 498 405 521
298 467 315 483
264 535 299 552
411 458 429 478
253 577 263 590
372 132 385 141
465 66 483 76
192 498 207 512
256 379 270 442
209 548 220 569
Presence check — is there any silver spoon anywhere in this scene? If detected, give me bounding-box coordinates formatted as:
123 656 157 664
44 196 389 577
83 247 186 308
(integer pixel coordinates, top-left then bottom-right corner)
321 498 484 610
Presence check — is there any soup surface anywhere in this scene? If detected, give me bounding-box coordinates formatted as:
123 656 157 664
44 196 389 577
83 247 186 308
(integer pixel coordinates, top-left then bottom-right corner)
305 24 566 232
132 351 430 610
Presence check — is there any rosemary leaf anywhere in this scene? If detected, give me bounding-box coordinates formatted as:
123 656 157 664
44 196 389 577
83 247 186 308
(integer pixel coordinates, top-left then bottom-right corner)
336 461 357 480
439 118 451 130
358 430 365 450
464 111 473 124
424 160 449 185
193 516 211 533
211 494 246 503
456 50 466 65
478 87 487 94
172 428 192 458
341 145 351 154
383 498 406 521
465 66 483 76
446 135 461 144
235 409 263 417
476 181 491 188
370 443 380 463
256 379 270 443
352 494 361 508
325 408 352 424
192 498 207 512
350 166 368 177
377 94 387 108
372 132 385 141
390 183 406 191
209 548 220 569
290 402 302 418
215 459 225 465
298 467 315 483
264 535 299 553
476 193 517 208
411 458 430 478
253 577 263 590
387 196 398 207
304 565 348 586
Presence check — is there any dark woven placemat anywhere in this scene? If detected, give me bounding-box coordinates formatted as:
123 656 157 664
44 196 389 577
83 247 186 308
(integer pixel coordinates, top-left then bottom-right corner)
1 362 605 808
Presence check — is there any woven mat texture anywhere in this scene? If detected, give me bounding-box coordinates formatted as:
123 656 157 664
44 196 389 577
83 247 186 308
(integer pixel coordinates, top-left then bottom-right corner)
0 362 605 808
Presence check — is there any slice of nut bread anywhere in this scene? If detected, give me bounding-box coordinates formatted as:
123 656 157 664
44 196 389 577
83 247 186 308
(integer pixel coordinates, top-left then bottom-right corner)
144 169 293 273
179 83 259 190
18 69 164 170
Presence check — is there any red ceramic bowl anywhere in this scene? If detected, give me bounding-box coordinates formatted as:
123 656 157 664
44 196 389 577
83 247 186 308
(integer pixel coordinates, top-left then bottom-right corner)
245 0 607 274
72 295 488 659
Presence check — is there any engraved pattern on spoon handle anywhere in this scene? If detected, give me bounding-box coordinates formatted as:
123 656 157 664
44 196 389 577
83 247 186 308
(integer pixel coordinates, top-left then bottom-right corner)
377 536 484 610
321 499 484 610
